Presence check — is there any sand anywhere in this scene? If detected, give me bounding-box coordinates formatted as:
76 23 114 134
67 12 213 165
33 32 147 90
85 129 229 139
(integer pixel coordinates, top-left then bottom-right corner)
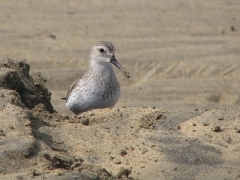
0 0 240 179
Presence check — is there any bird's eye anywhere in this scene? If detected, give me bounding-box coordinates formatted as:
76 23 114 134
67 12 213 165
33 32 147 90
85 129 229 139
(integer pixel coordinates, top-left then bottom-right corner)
99 48 105 53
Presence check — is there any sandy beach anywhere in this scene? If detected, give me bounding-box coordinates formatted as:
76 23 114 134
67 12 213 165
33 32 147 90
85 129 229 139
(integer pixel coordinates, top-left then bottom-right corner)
0 0 240 179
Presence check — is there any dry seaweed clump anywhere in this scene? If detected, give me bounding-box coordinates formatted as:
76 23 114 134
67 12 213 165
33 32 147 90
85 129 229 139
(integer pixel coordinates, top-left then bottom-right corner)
0 58 54 113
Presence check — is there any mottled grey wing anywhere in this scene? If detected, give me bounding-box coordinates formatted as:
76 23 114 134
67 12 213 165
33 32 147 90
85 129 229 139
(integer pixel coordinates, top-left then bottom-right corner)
61 79 79 101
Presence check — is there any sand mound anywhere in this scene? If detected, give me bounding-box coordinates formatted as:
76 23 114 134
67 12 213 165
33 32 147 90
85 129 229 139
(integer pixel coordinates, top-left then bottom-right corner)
1 59 240 180
0 59 54 112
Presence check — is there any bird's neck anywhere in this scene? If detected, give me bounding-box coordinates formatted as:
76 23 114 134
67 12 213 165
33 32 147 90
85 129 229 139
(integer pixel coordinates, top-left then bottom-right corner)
89 59 114 74
86 59 119 89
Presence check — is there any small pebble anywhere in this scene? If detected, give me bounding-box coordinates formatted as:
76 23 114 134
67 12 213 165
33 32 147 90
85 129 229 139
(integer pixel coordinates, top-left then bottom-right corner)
33 169 41 176
49 34 56 39
226 137 231 143
120 150 127 156
82 119 89 125
150 144 156 148
142 149 148 154
203 122 208 126
212 126 221 132
235 129 240 133
115 160 121 164
231 25 235 31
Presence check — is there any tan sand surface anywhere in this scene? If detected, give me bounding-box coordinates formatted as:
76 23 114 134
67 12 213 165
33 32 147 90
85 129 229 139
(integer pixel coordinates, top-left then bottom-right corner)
0 0 240 179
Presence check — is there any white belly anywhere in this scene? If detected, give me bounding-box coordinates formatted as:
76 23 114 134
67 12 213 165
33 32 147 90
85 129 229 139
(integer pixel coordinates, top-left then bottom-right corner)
66 78 120 114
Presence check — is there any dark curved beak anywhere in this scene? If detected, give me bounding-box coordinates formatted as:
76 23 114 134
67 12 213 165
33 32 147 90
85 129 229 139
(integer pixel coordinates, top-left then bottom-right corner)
110 55 130 78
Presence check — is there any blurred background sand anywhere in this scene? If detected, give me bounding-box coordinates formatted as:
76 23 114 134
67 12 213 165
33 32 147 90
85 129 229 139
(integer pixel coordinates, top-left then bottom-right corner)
1 0 240 114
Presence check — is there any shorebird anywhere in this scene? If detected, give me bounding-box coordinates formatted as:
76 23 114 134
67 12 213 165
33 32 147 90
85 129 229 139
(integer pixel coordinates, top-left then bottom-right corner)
62 41 129 114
